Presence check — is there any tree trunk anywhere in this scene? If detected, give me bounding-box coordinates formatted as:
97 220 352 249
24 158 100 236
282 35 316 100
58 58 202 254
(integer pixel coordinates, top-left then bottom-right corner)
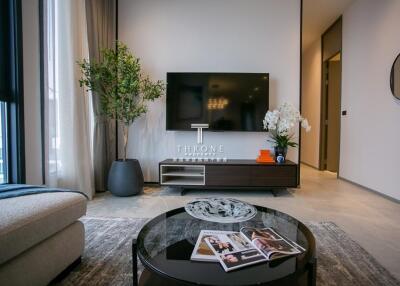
123 124 129 161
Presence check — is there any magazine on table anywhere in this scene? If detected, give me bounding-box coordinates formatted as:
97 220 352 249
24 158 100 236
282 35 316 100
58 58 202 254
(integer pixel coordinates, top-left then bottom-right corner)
191 230 253 262
191 227 304 272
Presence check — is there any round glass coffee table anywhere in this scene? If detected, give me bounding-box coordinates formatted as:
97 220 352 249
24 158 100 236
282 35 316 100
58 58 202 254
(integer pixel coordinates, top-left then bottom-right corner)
133 205 316 286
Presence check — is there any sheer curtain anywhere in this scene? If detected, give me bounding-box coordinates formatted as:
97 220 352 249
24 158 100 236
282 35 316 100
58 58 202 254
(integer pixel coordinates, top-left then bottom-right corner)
85 0 116 192
43 0 94 198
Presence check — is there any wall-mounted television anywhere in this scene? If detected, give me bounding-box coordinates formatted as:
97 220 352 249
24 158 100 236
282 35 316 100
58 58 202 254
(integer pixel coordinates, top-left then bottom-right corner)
166 72 269 131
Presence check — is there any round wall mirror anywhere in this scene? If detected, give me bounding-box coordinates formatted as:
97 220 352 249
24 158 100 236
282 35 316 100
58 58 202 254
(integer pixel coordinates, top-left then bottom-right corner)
390 53 400 100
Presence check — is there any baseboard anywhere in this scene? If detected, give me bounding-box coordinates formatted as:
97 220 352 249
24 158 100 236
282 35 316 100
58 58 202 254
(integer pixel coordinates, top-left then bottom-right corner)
338 176 400 204
300 161 319 170
144 181 160 186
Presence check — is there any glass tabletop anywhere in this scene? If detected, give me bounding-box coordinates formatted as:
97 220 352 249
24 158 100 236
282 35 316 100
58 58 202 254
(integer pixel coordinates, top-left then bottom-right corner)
137 205 315 286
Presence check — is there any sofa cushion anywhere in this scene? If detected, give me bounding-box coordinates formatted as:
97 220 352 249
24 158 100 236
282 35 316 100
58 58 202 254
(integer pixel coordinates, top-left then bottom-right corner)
0 192 86 264
0 221 85 286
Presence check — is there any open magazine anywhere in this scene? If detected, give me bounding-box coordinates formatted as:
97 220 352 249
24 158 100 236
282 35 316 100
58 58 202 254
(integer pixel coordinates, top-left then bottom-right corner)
191 227 304 272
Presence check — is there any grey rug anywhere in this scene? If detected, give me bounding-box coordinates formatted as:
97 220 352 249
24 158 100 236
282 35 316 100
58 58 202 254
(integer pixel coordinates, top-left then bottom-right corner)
55 217 399 286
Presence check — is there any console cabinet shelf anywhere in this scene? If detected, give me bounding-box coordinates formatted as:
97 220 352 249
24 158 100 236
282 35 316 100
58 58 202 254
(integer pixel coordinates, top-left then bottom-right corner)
160 165 205 186
159 159 298 189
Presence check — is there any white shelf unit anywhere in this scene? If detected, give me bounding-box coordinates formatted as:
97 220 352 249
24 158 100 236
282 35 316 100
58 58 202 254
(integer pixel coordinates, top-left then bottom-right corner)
160 165 205 186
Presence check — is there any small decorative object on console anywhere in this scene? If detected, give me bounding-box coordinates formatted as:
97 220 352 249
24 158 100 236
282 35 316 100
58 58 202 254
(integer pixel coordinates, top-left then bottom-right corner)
274 146 287 164
263 102 311 163
184 197 257 223
256 149 274 163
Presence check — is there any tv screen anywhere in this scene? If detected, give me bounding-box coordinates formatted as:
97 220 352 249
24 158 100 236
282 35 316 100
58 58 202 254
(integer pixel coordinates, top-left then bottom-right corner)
166 73 269 131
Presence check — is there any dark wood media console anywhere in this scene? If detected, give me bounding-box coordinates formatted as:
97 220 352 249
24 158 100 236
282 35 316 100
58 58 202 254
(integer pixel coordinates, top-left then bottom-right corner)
159 159 298 193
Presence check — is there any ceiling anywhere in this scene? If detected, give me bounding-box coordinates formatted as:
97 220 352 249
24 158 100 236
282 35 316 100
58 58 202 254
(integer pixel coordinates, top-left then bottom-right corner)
302 0 355 51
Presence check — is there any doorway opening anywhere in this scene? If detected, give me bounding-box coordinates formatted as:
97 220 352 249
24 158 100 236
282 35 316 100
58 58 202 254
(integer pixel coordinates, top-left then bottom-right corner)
319 18 342 174
320 52 341 172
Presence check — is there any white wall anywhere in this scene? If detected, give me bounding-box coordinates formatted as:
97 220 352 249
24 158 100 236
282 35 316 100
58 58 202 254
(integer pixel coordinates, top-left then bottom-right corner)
119 0 301 181
301 38 321 168
341 0 400 200
22 0 43 185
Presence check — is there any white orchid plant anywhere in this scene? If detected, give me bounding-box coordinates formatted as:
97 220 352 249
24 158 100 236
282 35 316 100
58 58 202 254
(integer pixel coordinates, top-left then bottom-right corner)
263 102 311 149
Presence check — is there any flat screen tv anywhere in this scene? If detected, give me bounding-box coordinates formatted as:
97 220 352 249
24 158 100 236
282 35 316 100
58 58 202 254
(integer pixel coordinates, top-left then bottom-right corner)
166 72 269 131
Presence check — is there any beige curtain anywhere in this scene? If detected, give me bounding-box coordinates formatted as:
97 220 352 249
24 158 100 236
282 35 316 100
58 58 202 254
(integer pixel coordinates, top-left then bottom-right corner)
85 0 117 192
43 0 94 198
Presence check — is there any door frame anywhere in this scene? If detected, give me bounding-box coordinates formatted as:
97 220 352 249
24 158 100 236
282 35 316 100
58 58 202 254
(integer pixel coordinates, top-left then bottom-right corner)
318 17 343 176
319 52 341 172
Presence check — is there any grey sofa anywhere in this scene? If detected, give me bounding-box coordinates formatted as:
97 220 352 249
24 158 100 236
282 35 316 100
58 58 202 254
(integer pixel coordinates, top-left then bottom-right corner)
0 192 86 286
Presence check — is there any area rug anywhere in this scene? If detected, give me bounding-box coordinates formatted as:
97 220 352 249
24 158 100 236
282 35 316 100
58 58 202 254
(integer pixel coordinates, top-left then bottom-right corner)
54 217 399 286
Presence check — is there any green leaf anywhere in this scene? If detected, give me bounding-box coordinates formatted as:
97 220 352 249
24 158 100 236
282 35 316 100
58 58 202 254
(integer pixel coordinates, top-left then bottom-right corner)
77 41 165 124
77 41 166 159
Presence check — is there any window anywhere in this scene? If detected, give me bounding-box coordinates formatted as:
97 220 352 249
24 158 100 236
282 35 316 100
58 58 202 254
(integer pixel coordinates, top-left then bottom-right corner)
0 0 25 184
42 0 94 190
0 103 7 183
0 1 9 183
43 0 62 175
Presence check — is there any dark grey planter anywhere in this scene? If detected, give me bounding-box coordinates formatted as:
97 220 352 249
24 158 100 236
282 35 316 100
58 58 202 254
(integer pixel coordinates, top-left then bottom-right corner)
108 159 144 197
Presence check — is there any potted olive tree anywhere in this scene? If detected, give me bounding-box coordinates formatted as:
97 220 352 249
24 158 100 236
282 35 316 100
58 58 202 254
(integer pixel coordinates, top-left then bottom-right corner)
78 41 165 196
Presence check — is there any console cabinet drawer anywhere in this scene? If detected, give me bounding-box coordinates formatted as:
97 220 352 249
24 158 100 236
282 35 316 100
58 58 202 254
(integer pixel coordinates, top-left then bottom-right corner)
250 166 297 187
205 165 297 187
205 166 250 186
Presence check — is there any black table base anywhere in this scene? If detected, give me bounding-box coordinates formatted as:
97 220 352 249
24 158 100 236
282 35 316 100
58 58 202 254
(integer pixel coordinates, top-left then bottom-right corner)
136 266 317 286
132 238 138 286
133 238 317 286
